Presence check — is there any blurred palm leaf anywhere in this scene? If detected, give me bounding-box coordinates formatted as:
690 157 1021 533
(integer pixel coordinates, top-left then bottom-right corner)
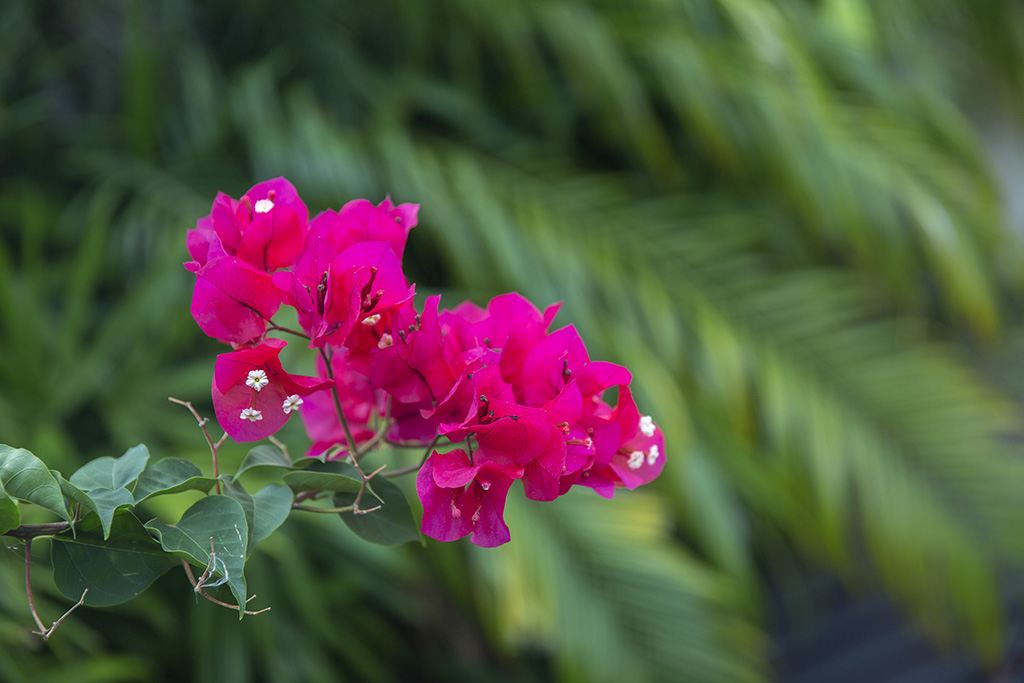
5 0 1024 680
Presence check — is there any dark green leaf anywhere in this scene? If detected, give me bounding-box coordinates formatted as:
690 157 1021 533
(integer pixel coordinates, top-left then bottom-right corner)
219 477 256 556
51 510 178 607
54 472 134 540
233 445 292 481
0 444 70 521
0 485 20 534
145 495 249 616
250 484 293 546
133 458 218 503
69 444 149 492
333 477 420 546
284 460 362 494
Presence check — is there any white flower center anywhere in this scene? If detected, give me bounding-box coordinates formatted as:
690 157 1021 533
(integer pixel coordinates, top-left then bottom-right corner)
639 415 656 438
254 198 275 213
627 450 644 470
377 333 393 349
646 444 659 466
240 408 263 422
282 394 303 414
361 314 381 326
246 369 269 391
480 481 491 491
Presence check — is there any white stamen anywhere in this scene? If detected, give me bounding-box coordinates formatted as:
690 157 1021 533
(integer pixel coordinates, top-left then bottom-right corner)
282 395 303 414
627 450 644 470
240 408 263 422
647 444 660 466
246 369 269 391
254 198 274 213
377 333 393 349
361 314 381 326
639 415 656 438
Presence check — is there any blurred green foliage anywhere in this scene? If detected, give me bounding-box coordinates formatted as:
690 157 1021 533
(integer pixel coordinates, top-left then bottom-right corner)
4 0 1024 680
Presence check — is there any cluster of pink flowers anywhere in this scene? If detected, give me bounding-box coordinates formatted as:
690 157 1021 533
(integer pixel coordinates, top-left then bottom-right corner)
186 178 664 546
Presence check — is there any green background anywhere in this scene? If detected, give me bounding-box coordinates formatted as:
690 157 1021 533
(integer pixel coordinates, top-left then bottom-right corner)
4 1 1024 680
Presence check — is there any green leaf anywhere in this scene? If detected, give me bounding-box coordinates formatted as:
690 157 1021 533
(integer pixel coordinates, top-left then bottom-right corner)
233 445 292 481
283 460 362 494
145 495 249 616
250 484 293 546
219 477 256 556
132 458 218 503
333 477 420 546
69 444 149 491
51 510 178 607
0 444 70 521
55 472 134 540
0 484 20 534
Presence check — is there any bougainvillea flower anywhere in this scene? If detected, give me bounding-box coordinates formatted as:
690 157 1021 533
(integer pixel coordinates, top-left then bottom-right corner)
187 256 284 346
475 293 561 401
370 295 456 404
299 350 379 458
518 324 591 407
417 449 522 547
212 338 332 442
276 240 414 348
580 385 665 492
189 178 308 273
468 400 566 501
311 197 419 261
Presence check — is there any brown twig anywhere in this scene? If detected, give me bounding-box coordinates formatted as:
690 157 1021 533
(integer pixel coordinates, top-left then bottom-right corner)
180 555 270 617
169 397 223 494
22 537 88 640
381 434 438 478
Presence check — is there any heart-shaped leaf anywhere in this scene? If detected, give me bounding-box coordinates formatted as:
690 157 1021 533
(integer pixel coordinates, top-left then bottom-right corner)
145 495 249 616
70 444 149 492
55 473 134 540
0 485 20 534
0 445 70 521
233 445 293 481
219 477 256 556
133 458 218 503
250 484 293 546
51 511 178 607
333 477 420 546
284 460 362 493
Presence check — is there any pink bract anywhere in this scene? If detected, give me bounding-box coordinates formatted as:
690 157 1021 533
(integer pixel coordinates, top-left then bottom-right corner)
212 338 332 442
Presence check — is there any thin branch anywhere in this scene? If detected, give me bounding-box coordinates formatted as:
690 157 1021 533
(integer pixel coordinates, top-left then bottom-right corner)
318 348 360 456
3 522 71 541
381 434 438 478
267 323 310 340
24 538 46 634
180 559 270 616
21 537 87 640
169 397 223 494
268 435 292 461
39 589 88 640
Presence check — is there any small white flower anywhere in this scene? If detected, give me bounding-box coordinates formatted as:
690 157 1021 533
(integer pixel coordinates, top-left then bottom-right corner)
647 444 660 466
639 415 656 438
282 394 303 414
240 408 263 422
480 481 491 491
627 450 644 470
361 314 381 326
254 198 275 213
377 333 393 349
246 369 269 391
